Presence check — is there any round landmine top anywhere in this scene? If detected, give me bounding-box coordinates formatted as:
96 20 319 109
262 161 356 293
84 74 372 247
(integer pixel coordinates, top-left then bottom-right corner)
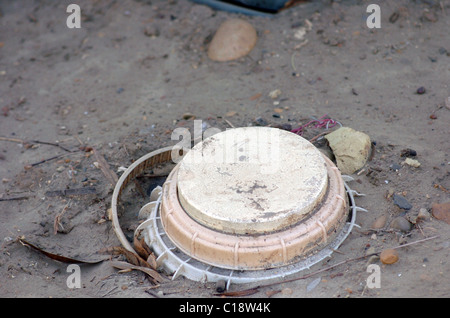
176 127 329 235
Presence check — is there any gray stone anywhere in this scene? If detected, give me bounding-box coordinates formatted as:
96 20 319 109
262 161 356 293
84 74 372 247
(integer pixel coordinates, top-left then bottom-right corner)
390 216 412 232
393 194 412 210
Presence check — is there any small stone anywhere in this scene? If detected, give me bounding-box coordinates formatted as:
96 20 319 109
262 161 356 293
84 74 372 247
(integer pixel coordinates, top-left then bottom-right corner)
371 214 387 229
400 148 417 157
366 255 380 266
143 25 160 38
393 194 412 210
225 111 237 117
182 112 195 120
390 216 412 232
403 158 421 168
253 117 268 126
390 163 402 171
431 202 450 225
207 19 257 62
416 86 426 94
380 248 399 265
365 246 377 256
422 11 437 22
269 89 282 99
324 127 371 175
281 287 293 295
417 208 431 221
275 123 292 131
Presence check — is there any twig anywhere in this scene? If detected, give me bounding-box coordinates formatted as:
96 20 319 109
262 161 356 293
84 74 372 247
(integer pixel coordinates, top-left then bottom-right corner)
0 195 32 202
309 131 330 143
92 148 118 186
0 136 24 143
45 187 97 197
54 200 71 235
24 150 82 169
0 136 74 152
291 52 297 72
223 118 235 128
25 154 65 169
29 140 73 152
390 235 439 250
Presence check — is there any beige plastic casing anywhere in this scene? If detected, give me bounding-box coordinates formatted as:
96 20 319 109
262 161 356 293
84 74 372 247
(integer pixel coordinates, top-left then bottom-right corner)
159 128 348 270
176 127 329 235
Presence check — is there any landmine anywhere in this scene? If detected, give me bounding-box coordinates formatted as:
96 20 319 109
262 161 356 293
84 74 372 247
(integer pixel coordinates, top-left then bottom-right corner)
112 127 366 287
161 127 347 270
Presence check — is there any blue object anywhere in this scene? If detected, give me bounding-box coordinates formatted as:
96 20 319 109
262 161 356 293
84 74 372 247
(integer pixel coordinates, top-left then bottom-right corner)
190 0 290 16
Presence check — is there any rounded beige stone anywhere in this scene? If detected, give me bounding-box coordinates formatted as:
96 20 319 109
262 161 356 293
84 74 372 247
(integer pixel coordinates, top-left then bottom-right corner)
207 19 257 62
176 127 329 235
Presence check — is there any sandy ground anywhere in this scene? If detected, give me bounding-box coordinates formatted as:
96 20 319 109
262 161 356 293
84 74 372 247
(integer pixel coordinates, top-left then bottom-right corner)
0 0 449 299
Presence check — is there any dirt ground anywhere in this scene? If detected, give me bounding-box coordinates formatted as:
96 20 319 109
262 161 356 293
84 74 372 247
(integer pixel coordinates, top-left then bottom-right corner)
0 0 449 299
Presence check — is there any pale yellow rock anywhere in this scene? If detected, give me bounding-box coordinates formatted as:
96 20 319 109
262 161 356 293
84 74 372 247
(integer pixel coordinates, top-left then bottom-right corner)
207 19 257 62
403 157 421 168
325 127 371 175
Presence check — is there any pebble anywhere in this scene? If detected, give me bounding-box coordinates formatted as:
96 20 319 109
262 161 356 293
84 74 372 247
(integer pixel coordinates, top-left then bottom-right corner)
380 248 399 265
393 194 412 210
416 86 426 94
275 123 292 131
207 19 257 62
324 127 372 175
182 112 195 120
366 255 380 266
371 214 387 229
400 148 417 157
417 208 431 221
390 216 412 232
253 117 268 126
269 89 281 99
143 25 160 38
431 202 450 225
390 163 402 171
281 287 293 295
403 158 421 168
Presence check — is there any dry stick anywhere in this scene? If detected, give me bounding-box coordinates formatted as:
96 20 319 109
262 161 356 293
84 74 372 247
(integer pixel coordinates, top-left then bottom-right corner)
24 150 82 168
0 136 73 152
309 131 330 143
54 200 71 235
227 235 439 296
92 148 118 186
0 195 32 202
